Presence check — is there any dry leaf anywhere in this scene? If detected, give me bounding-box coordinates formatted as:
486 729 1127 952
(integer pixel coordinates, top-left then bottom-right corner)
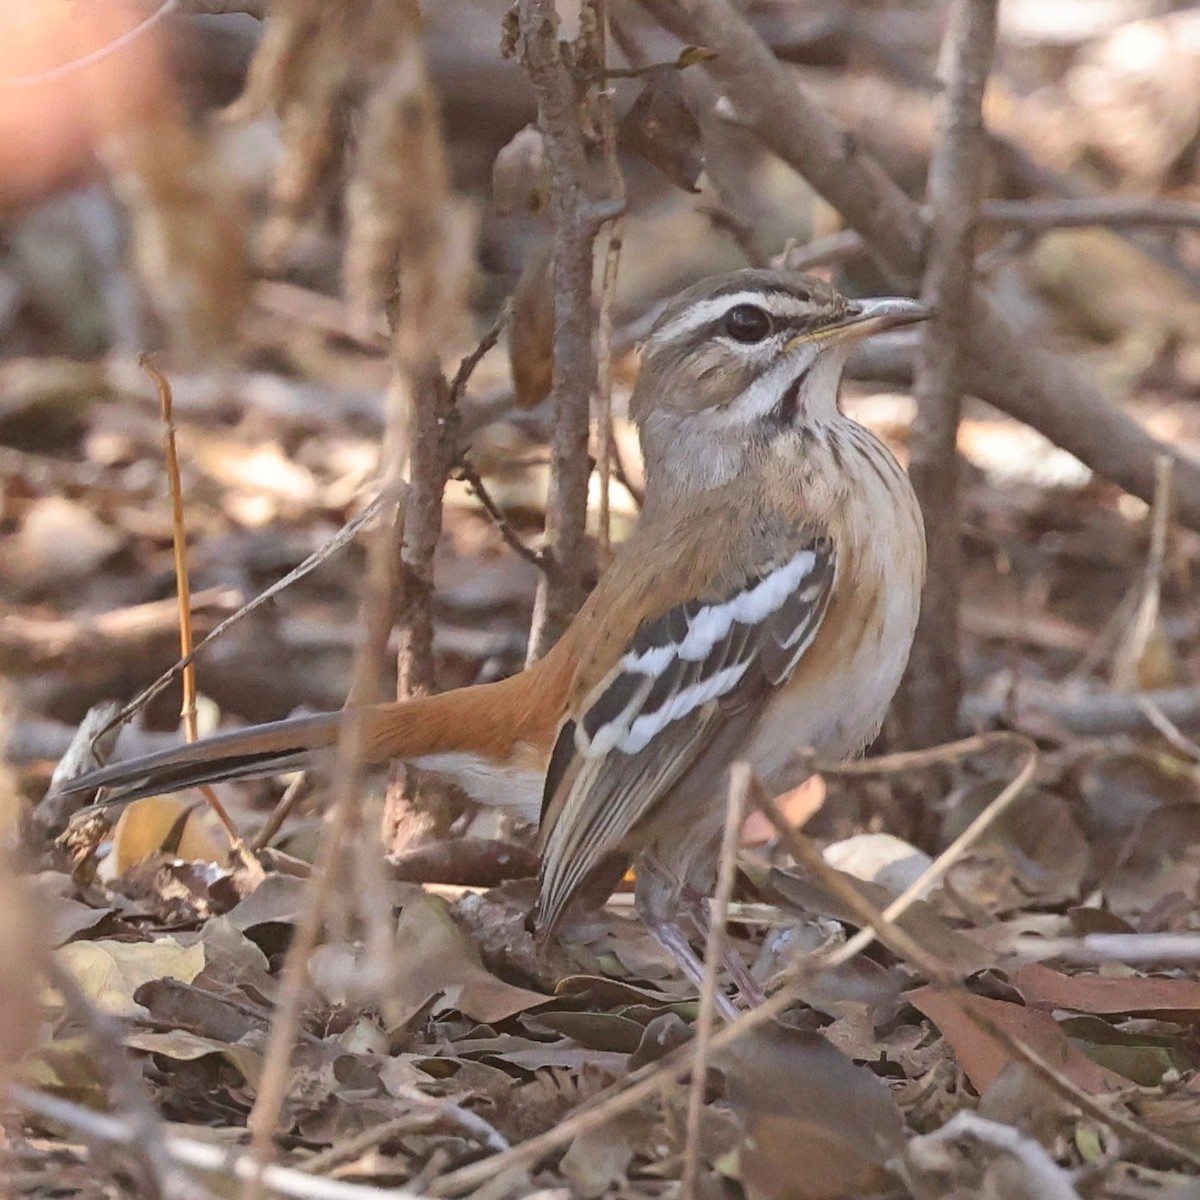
1016 963 1200 1019
390 893 548 1027
56 937 205 1017
908 986 1127 1094
718 1025 904 1200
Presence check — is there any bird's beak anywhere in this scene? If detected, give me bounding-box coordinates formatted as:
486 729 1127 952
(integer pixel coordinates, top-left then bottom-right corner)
784 297 933 351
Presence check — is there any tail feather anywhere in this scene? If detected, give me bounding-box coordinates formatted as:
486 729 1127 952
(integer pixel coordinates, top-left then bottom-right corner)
56 670 562 812
58 711 343 806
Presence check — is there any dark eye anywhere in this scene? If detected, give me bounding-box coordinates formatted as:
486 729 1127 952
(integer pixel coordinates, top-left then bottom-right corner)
723 304 772 343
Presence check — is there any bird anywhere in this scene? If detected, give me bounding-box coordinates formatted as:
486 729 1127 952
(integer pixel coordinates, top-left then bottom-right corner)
59 269 929 1015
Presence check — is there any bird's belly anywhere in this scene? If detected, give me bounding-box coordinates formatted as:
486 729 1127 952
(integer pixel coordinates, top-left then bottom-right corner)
410 751 543 823
743 567 920 786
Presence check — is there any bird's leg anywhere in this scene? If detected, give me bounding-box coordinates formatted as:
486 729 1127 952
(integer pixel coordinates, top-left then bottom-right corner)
636 859 741 1022
682 887 766 1010
647 918 741 1023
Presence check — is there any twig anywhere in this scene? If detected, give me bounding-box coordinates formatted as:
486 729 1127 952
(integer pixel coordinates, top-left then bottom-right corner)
681 762 748 1200
11 1086 426 1200
1112 455 1173 692
250 774 309 853
242 494 405 1198
636 0 1200 533
897 0 996 749
777 229 865 273
962 680 1200 736
430 736 1037 1195
519 0 624 660
1011 932 1200 965
981 196 1200 232
140 355 248 854
448 307 510 406
595 217 624 553
748 782 951 984
384 1084 509 1153
93 488 397 743
775 199 1200 274
592 1 627 549
1135 693 1200 762
452 458 551 572
3 0 179 89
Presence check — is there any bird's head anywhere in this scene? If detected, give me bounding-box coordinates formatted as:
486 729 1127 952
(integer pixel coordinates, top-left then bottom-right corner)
630 269 930 498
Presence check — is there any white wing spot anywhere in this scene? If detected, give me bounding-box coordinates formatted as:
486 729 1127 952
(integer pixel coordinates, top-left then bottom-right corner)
620 662 751 754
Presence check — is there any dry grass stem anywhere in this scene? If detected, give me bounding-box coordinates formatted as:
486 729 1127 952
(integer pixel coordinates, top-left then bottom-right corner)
748 781 952 984
242 497 404 1199
140 354 246 851
681 762 749 1200
1112 454 1174 691
96 488 397 744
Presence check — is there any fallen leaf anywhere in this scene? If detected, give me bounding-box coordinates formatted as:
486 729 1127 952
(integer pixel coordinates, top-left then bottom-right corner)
56 937 205 1017
390 893 548 1026
718 1025 904 1200
1016 962 1200 1019
908 986 1127 1094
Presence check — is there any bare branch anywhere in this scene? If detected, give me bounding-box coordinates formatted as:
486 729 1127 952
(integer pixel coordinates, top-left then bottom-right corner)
982 196 1200 232
897 0 997 748
519 0 624 660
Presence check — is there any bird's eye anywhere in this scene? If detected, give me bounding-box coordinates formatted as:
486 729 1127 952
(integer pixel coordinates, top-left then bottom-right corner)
723 304 773 343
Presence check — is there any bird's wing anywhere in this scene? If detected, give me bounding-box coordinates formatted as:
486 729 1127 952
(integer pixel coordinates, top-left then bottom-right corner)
536 532 836 932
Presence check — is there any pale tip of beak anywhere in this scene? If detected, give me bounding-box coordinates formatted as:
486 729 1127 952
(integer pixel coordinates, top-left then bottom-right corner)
846 297 935 332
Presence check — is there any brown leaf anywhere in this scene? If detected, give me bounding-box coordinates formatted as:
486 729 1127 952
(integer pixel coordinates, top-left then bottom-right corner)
1016 963 1200 1019
508 245 555 409
618 66 705 193
390 893 548 1026
718 1025 904 1200
908 986 1126 1094
491 124 548 215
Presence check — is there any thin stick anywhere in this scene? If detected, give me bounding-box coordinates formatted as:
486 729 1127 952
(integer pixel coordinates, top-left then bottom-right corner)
241 496 403 1199
1112 455 1173 691
593 0 626 550
430 736 1038 1195
520 0 624 659
1135 693 1200 762
681 762 749 1200
250 774 308 853
95 487 396 743
12 1086 427 1200
981 196 1200 232
595 216 625 554
748 783 952 984
140 355 246 851
452 458 551 572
